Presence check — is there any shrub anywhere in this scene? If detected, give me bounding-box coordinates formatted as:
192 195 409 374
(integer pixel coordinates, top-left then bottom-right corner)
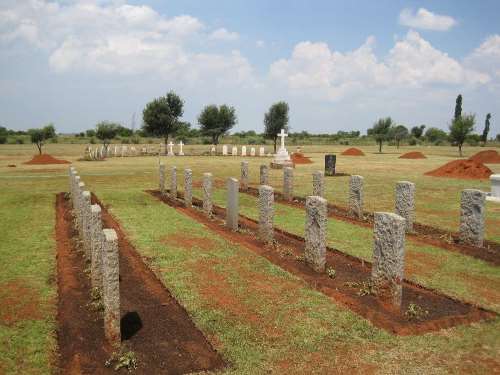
408 137 417 146
15 138 24 144
0 135 6 144
131 136 140 144
90 137 96 144
121 138 130 144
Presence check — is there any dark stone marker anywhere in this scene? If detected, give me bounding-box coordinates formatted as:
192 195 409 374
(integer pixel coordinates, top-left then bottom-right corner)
325 154 336 176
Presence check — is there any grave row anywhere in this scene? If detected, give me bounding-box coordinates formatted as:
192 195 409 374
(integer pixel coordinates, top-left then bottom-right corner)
68 167 121 348
160 162 487 309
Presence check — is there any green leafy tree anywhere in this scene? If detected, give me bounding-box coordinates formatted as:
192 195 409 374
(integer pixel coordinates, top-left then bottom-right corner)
264 101 289 152
28 123 56 154
142 91 184 144
198 104 237 145
481 113 491 145
390 124 409 149
368 117 394 153
454 94 463 121
410 125 426 139
449 113 475 156
0 126 7 144
95 121 119 150
424 127 448 144
86 129 96 137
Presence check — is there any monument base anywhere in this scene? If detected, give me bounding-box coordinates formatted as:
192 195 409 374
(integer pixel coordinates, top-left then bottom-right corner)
270 160 295 169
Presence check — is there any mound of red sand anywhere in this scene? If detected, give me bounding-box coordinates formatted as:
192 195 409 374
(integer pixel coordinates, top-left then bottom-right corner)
468 150 500 164
341 147 365 156
399 151 427 159
23 154 70 165
291 152 313 164
425 159 492 180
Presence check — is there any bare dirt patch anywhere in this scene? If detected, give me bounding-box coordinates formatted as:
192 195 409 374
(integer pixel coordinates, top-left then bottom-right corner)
150 190 496 336
193 178 226 189
56 193 225 374
341 148 365 156
291 152 313 164
425 159 492 180
24 154 70 165
399 151 426 159
0 280 43 326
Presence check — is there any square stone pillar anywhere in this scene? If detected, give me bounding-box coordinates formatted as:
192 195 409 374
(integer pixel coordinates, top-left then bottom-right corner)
241 161 249 191
395 181 415 232
159 163 165 195
77 181 85 233
184 169 193 208
324 154 336 176
258 185 274 244
260 165 269 185
226 178 239 230
349 175 364 219
170 166 177 199
304 196 328 272
459 189 485 247
283 167 293 201
203 172 213 216
371 212 406 309
312 171 325 197
81 191 92 259
102 228 121 348
90 204 103 290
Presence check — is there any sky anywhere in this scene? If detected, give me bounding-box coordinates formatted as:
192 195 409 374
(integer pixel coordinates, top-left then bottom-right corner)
1 0 499 135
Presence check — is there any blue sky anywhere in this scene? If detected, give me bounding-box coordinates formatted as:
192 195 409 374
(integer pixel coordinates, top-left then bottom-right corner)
1 0 499 135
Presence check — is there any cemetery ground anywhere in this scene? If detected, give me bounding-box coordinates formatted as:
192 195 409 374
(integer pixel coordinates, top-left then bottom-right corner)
1 143 500 374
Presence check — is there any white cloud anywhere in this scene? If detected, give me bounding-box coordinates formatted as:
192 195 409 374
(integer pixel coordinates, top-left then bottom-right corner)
209 28 239 41
399 8 457 31
465 34 500 79
256 40 265 48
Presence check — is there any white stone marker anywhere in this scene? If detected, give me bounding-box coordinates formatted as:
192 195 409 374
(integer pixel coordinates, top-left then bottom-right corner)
232 146 238 156
211 146 216 155
271 129 293 168
240 161 249 191
349 175 364 219
167 141 175 156
305 196 328 273
259 147 265 157
170 166 177 199
241 146 247 156
203 173 213 216
312 171 325 197
90 204 103 290
178 141 184 156
260 165 269 185
77 181 85 233
159 163 165 195
371 212 406 309
226 178 239 231
395 181 415 232
258 185 274 244
250 147 256 156
102 228 121 348
283 167 294 201
222 145 228 156
184 169 193 208
487 174 500 203
459 189 485 247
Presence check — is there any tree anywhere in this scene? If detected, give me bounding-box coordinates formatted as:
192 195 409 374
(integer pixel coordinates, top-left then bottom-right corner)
481 113 491 145
264 101 289 152
411 125 426 139
28 123 56 154
449 113 475 156
424 127 448 144
0 126 7 144
390 125 409 148
95 121 119 150
454 94 462 121
198 104 237 145
86 129 96 137
142 91 184 144
368 117 393 153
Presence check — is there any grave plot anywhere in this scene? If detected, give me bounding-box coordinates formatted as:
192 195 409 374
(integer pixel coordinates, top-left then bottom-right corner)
55 168 225 373
148 189 496 335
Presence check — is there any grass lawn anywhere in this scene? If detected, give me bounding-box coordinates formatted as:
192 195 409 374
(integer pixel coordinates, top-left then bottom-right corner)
0 143 499 373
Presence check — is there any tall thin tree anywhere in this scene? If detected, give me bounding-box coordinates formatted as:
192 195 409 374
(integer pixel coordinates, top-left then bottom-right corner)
481 113 491 146
454 94 462 121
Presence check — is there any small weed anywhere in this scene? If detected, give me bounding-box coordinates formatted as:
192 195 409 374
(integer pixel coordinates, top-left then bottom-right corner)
405 303 429 321
343 280 375 296
105 350 138 372
295 255 305 262
326 267 336 279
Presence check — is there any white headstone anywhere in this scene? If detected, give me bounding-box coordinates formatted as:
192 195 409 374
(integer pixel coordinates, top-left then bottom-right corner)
167 141 175 156
211 146 216 155
241 146 247 156
250 147 256 156
232 146 238 156
123 145 128 157
178 141 184 156
271 129 292 167
114 146 118 156
222 145 228 156
487 174 500 203
259 147 265 157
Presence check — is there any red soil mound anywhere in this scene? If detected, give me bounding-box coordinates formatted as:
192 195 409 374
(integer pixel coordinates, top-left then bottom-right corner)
23 154 70 165
399 151 427 159
341 147 365 156
425 159 492 180
468 150 500 164
291 152 313 164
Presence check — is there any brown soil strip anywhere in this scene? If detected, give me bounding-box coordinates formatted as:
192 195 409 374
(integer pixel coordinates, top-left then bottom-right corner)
24 154 70 165
56 193 225 374
148 190 496 336
243 187 500 266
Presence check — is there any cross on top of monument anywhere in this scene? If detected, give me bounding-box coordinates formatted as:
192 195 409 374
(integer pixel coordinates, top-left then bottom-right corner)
278 128 288 149
168 141 174 147
179 140 184 146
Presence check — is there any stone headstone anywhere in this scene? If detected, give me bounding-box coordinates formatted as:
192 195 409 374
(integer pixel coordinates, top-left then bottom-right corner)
325 155 336 176
271 129 293 168
226 178 239 231
259 147 265 157
395 181 415 232
203 173 213 216
312 171 325 197
459 189 485 246
371 212 406 309
283 167 294 201
184 169 193 208
222 145 228 156
159 163 165 195
250 147 256 156
170 166 177 199
90 204 103 290
167 142 175 156
81 191 92 259
258 185 274 244
178 141 184 156
260 165 269 185
241 146 247 156
102 228 121 348
232 146 238 156
349 175 364 219
240 161 249 191
305 196 327 272
211 146 216 155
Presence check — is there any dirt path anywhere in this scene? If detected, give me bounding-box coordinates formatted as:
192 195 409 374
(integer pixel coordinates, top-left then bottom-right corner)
149 190 496 336
56 193 225 374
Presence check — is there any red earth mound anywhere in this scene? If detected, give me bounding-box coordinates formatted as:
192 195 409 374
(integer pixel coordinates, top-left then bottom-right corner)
399 151 427 159
23 154 70 165
468 150 500 164
425 159 492 180
341 147 365 156
291 152 313 164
